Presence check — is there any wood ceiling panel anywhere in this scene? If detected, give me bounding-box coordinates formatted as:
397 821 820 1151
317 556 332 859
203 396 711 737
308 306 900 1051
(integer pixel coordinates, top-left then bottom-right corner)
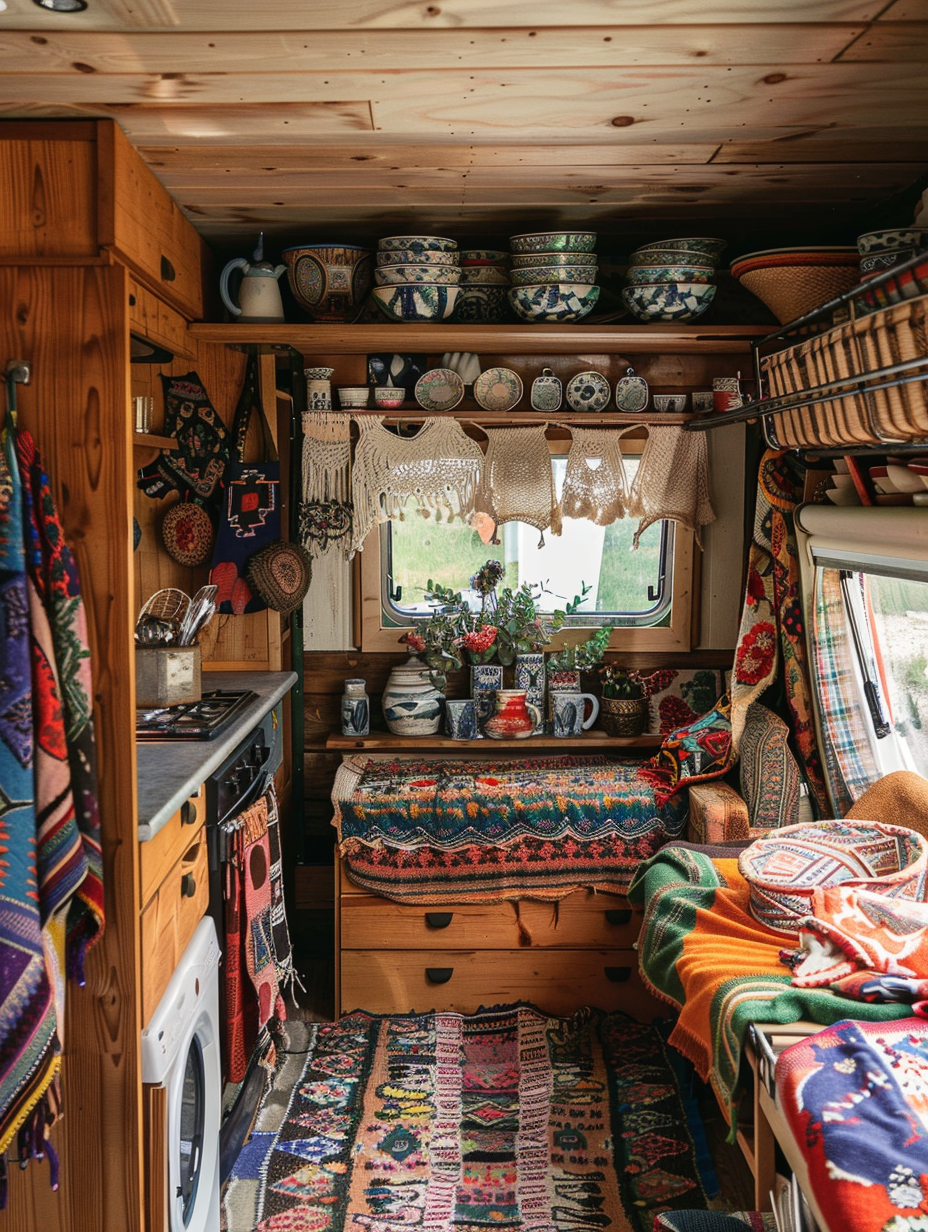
715 130 928 161
834 20 928 57
0 101 376 135
0 25 870 72
0 0 897 30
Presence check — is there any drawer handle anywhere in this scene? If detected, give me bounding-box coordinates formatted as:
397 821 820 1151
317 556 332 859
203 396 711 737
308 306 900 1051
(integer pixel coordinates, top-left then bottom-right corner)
425 912 453 929
160 255 176 282
425 967 453 985
181 800 198 826
180 873 197 899
604 966 631 983
604 909 631 926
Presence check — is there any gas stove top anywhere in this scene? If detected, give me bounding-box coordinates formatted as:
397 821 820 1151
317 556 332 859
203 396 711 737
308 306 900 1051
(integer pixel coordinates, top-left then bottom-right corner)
136 689 257 741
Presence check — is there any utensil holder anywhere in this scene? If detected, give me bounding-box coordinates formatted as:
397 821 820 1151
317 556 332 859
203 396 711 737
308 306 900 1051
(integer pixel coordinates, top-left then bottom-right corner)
136 645 202 708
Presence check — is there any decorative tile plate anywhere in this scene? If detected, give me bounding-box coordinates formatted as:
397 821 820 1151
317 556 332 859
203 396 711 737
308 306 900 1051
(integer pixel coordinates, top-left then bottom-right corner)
414 367 466 411
473 367 524 412
565 370 611 413
614 367 649 413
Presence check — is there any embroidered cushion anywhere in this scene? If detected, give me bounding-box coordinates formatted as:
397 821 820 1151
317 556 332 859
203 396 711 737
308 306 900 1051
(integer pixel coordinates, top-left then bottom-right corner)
738 702 802 831
641 691 732 805
738 819 928 937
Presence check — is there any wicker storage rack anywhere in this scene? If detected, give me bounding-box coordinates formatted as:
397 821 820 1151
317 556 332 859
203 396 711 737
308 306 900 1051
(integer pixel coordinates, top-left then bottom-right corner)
760 291 928 450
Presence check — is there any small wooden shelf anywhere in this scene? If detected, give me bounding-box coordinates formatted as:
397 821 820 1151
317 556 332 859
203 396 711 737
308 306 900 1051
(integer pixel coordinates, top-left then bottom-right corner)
133 432 176 449
337 402 692 426
189 322 770 356
326 729 662 753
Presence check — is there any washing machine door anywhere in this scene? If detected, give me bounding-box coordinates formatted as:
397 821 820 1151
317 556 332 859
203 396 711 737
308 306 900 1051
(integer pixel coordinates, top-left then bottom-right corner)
169 1009 221 1232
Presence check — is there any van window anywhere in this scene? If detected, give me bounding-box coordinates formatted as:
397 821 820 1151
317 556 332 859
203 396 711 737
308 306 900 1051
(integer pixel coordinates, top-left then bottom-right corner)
382 456 671 629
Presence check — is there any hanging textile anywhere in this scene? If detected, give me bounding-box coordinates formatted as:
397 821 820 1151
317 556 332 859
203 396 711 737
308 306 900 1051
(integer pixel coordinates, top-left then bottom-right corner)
136 370 230 507
299 409 353 559
557 427 631 525
0 426 60 1171
476 425 561 546
350 417 484 556
630 425 714 548
16 431 103 982
730 450 828 813
812 568 881 815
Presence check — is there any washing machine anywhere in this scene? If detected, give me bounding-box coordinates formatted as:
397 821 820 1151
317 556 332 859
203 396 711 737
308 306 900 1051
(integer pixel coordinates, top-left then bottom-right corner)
142 915 222 1232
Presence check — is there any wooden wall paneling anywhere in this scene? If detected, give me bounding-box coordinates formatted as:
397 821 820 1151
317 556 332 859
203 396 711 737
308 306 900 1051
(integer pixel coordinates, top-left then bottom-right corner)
0 24 874 73
0 0 897 29
0 263 142 1232
0 131 98 257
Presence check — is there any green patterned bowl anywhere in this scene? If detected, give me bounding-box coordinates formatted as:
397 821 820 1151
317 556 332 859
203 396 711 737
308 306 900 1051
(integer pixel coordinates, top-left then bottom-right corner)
508 282 600 323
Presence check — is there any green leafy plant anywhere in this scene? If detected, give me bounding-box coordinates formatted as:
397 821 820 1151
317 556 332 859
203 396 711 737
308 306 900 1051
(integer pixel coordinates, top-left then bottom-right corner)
401 579 469 692
545 625 613 675
600 665 644 700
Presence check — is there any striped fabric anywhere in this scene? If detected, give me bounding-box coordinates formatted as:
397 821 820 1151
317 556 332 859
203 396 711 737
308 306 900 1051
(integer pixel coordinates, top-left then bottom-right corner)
811 568 880 815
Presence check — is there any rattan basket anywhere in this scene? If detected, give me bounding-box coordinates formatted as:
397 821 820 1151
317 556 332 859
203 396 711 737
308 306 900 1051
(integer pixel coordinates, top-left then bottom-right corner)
736 263 861 326
760 290 928 449
600 695 649 737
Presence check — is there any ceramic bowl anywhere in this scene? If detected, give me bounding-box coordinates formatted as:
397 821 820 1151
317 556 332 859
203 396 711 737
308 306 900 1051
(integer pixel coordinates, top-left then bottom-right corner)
510 251 598 268
414 367 466 411
621 281 716 323
452 284 510 324
378 235 458 253
508 282 600 323
460 249 509 264
510 231 597 254
376 248 460 268
282 244 374 323
374 264 462 286
473 366 524 412
371 283 461 323
857 229 928 256
459 266 511 285
630 237 727 262
373 385 406 408
624 263 716 285
510 264 597 286
652 393 688 413
565 370 611 412
338 385 370 408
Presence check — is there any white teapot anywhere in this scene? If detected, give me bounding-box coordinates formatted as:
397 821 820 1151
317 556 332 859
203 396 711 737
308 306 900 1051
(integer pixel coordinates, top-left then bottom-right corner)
220 232 286 322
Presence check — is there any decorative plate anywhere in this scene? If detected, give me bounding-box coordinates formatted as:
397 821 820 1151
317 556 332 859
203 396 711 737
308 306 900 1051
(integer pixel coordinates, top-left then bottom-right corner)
614 367 649 413
565 371 611 413
414 367 466 411
473 367 523 412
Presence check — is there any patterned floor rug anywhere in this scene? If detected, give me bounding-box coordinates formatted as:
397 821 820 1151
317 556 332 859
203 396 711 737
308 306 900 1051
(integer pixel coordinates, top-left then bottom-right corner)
223 1004 717 1232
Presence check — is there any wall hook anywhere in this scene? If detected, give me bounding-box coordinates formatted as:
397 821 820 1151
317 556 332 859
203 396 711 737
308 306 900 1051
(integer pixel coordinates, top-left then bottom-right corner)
3 359 32 428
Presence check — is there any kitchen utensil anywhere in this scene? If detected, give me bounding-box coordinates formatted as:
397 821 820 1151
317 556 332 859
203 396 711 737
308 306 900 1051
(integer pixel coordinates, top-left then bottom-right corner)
177 584 218 646
135 616 175 646
137 588 190 641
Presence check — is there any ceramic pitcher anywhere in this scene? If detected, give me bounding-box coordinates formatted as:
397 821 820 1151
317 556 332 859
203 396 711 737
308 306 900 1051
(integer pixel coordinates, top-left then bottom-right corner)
484 690 542 740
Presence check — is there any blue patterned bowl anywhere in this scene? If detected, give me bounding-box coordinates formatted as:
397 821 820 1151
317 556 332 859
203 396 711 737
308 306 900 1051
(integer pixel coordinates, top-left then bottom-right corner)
374 264 462 286
376 248 460 267
510 251 598 268
621 281 716 323
630 237 727 263
508 282 601 323
510 264 597 287
371 283 461 322
378 235 458 253
510 231 597 254
452 284 510 323
625 263 716 285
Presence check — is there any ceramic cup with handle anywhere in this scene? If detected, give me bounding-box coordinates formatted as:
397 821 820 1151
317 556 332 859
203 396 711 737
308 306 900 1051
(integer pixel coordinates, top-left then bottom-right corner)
550 691 600 737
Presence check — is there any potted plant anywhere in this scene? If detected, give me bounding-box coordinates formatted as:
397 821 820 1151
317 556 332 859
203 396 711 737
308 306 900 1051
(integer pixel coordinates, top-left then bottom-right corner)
599 666 649 737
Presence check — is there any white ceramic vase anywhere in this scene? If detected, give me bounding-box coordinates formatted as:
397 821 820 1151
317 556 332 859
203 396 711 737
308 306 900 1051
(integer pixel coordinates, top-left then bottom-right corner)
382 655 444 735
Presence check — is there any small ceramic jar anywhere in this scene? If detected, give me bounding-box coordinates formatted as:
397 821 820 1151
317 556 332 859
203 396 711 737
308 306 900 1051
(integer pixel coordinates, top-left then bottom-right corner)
341 679 370 737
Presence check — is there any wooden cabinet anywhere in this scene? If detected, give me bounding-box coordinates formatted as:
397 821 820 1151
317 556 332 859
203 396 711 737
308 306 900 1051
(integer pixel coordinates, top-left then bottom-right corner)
336 851 663 1021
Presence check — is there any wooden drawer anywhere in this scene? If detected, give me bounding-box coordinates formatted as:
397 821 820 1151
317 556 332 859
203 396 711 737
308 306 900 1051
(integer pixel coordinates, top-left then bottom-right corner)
339 949 662 1020
128 277 197 362
340 890 639 951
139 786 204 909
140 828 209 1024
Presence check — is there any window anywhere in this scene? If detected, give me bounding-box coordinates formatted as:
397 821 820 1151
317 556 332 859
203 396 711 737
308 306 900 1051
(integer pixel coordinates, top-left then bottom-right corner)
356 450 697 653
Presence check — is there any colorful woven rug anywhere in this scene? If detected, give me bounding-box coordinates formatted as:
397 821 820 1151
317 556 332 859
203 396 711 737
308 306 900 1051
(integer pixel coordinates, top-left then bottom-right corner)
223 1005 716 1232
332 755 687 903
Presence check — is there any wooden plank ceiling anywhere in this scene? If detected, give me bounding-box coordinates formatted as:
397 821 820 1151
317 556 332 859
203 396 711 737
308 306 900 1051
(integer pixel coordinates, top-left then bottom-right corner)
0 0 927 257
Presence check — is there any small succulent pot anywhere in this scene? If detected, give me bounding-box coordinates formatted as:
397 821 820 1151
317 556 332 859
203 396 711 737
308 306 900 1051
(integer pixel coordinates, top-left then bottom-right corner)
600 695 649 737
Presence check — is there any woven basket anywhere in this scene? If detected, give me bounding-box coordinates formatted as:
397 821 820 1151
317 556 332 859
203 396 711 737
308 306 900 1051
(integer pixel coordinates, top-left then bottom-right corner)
736 263 861 326
600 695 649 737
760 290 928 449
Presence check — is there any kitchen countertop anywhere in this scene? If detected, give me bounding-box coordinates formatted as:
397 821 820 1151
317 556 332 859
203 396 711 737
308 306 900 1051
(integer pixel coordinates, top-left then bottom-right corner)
137 669 297 842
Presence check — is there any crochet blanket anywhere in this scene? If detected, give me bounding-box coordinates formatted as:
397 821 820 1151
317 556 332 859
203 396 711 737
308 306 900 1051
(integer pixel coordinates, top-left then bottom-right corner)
775 1019 928 1230
332 755 687 903
627 846 912 1133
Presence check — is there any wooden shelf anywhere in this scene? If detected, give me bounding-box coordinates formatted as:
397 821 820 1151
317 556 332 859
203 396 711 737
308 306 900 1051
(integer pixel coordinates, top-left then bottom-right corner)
133 432 177 449
326 729 662 752
188 322 770 356
334 402 692 426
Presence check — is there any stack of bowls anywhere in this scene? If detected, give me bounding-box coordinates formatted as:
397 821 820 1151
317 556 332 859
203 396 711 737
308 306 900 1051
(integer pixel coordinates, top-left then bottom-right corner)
622 237 725 323
857 229 928 280
454 250 510 323
730 246 859 325
508 231 600 323
372 236 461 322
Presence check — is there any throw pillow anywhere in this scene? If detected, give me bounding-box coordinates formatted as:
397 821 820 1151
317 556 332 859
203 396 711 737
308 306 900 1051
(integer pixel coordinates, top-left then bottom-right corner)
738 702 802 831
640 691 732 806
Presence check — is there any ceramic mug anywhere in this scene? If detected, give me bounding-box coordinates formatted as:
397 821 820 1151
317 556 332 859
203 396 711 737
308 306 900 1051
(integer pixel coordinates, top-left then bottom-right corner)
713 376 743 413
691 391 714 414
445 698 477 740
550 691 600 736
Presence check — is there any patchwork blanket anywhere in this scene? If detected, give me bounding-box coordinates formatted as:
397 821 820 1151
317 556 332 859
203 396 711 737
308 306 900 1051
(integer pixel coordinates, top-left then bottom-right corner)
627 846 912 1133
775 1018 928 1230
332 754 687 903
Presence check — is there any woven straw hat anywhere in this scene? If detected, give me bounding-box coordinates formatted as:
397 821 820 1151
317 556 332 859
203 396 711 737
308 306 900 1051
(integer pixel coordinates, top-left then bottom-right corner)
246 541 312 613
